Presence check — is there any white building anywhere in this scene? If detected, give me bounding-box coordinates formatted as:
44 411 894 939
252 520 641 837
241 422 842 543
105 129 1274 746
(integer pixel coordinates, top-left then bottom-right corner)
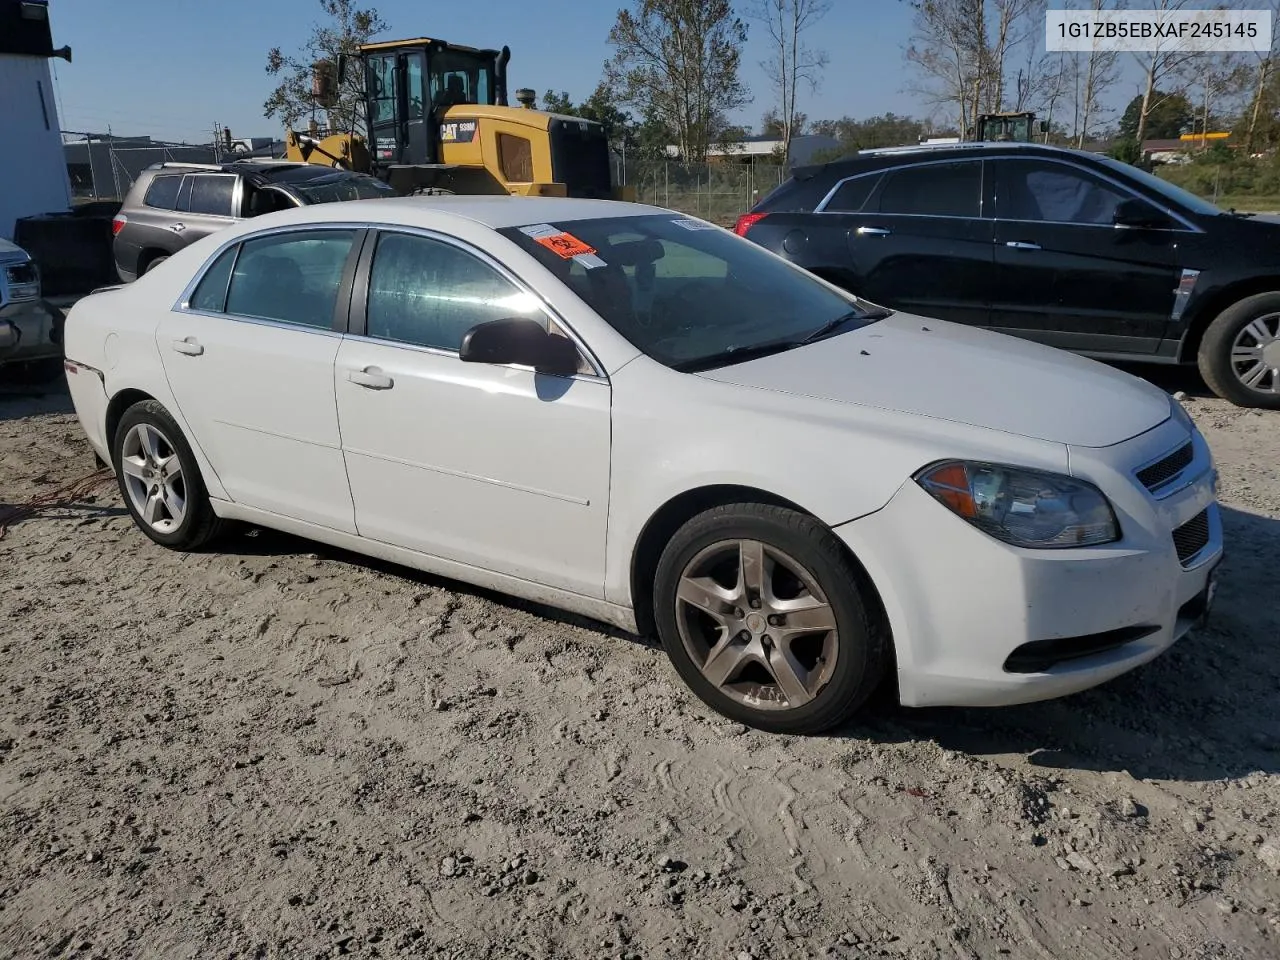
0 0 72 239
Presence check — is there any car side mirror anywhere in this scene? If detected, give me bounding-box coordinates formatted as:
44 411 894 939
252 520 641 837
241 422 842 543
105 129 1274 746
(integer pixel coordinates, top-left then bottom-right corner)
0 319 20 355
459 317 582 377
1113 198 1170 229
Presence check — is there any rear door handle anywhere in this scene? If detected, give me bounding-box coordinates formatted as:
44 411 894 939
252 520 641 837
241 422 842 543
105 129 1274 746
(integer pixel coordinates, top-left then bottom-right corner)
347 366 393 390
1004 241 1041 250
170 337 203 356
857 226 892 236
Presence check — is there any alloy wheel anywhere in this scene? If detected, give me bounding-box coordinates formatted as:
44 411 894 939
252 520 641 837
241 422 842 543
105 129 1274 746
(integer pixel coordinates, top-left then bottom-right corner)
1231 312 1280 395
119 423 187 534
674 539 839 711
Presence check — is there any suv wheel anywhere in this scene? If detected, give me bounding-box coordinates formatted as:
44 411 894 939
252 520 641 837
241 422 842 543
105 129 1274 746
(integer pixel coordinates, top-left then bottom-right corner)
144 255 170 274
1198 292 1280 409
653 503 889 734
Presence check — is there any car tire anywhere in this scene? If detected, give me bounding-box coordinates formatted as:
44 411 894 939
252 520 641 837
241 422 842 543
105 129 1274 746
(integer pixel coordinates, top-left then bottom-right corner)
112 399 224 551
653 503 889 734
144 255 170 274
1197 292 1280 409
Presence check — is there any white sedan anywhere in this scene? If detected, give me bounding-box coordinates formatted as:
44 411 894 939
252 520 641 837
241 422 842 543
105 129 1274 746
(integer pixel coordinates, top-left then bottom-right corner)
63 196 1222 733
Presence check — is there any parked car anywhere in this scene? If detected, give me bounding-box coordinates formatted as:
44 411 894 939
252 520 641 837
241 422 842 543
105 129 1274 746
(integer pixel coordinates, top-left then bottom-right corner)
64 197 1220 734
0 237 63 382
735 142 1280 409
112 160 395 282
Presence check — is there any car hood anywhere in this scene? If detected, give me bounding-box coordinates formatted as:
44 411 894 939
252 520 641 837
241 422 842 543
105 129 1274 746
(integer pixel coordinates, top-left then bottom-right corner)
697 312 1171 448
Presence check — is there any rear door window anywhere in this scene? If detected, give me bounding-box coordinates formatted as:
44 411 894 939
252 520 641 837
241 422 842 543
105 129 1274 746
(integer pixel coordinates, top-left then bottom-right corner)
185 175 236 217
225 229 357 329
143 175 182 210
874 161 982 218
823 174 881 213
995 159 1131 225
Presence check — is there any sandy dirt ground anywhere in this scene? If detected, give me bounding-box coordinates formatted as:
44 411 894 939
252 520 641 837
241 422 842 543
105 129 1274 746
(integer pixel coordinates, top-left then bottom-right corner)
0 371 1277 960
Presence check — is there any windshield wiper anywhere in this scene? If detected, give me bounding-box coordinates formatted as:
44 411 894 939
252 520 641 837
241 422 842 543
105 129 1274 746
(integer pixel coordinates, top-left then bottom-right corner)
672 338 808 373
798 308 887 345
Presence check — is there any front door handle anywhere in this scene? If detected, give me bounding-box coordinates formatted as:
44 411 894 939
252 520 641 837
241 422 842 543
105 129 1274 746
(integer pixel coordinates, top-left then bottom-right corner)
1004 241 1041 250
170 337 203 356
347 366 393 390
857 226 892 236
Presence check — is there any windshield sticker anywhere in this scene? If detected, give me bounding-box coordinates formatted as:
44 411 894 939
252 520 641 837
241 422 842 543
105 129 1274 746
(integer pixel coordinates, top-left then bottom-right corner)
534 231 597 260
672 218 717 231
519 223 561 239
573 253 607 269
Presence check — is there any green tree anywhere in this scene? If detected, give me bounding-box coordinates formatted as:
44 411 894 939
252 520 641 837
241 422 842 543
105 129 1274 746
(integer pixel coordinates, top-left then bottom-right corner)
1118 91 1193 142
604 0 750 162
264 0 388 137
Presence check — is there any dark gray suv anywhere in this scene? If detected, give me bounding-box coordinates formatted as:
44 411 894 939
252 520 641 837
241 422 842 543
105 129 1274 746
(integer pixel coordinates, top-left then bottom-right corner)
112 161 395 281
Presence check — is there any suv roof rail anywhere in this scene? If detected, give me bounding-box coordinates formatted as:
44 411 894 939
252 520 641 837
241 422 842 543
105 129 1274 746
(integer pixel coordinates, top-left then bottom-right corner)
857 141 1049 157
152 161 225 171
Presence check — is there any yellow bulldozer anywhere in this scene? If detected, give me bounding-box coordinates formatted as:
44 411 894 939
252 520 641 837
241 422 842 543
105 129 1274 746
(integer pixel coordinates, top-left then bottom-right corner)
283 36 631 200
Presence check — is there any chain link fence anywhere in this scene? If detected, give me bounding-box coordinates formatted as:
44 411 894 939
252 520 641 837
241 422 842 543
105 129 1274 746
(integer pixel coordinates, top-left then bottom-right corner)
614 159 788 225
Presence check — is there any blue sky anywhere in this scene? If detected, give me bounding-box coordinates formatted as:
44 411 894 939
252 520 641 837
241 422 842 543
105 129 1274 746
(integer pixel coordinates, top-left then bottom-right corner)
46 0 1144 144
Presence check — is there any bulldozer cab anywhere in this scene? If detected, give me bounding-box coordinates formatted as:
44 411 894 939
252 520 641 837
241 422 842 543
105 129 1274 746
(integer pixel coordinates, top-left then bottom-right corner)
353 37 511 169
973 112 1046 143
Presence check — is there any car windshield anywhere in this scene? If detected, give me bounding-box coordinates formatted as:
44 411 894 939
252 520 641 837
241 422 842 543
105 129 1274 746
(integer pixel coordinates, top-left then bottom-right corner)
287 172 396 204
498 214 885 370
1092 154 1223 217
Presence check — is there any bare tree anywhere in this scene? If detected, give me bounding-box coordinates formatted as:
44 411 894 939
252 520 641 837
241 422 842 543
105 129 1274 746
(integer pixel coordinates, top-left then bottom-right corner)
1243 0 1280 153
605 0 749 162
1184 54 1251 149
1131 0 1197 148
748 0 831 165
264 0 387 137
906 0 1043 138
1067 0 1120 148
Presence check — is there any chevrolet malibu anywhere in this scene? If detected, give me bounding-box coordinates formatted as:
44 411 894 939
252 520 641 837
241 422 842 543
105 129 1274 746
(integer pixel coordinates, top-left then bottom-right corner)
62 197 1222 734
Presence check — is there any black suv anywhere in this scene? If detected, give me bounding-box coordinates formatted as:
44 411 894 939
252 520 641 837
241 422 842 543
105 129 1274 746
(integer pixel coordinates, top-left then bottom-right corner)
112 161 394 282
736 142 1280 409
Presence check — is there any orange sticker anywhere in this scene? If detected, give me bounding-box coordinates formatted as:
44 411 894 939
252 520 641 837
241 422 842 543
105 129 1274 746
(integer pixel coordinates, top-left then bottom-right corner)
534 231 596 259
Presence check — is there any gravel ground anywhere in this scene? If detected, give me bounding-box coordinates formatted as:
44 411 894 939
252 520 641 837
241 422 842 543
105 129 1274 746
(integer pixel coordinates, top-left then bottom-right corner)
1 373 1277 960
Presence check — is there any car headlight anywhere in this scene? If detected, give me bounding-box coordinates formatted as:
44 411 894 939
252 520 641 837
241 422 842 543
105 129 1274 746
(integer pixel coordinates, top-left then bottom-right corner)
915 461 1120 549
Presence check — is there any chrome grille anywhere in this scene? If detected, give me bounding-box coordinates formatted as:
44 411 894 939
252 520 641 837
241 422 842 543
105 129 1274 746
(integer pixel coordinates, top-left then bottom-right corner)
1172 510 1210 566
1137 442 1193 493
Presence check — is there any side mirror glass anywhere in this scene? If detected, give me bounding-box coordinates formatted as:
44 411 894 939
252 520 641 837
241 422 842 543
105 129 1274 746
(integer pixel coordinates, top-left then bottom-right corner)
459 317 581 377
0 319 20 354
1113 197 1170 229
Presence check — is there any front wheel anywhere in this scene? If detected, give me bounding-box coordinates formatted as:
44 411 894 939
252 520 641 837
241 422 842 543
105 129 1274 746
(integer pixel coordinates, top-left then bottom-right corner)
1197 292 1280 409
653 503 889 734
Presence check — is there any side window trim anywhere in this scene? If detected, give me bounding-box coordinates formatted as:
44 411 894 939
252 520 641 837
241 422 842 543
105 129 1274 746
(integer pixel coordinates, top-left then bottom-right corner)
174 224 365 336
815 159 985 219
348 226 605 379
991 155 1200 232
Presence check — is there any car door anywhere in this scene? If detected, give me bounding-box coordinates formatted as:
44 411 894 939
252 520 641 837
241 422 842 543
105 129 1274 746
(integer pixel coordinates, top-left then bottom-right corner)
989 157 1182 354
170 173 241 245
157 226 364 532
841 159 994 326
334 229 611 598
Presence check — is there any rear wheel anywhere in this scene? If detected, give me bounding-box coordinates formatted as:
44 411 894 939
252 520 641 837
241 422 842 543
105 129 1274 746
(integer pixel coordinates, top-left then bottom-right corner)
653 503 889 734
143 255 170 274
112 400 224 550
1197 292 1280 409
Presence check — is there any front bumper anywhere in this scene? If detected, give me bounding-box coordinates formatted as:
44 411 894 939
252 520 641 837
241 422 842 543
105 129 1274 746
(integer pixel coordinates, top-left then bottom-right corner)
836 417 1222 708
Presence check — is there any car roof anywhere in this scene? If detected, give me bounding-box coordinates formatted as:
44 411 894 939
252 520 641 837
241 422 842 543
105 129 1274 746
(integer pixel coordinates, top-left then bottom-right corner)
790 141 1099 182
233 195 669 231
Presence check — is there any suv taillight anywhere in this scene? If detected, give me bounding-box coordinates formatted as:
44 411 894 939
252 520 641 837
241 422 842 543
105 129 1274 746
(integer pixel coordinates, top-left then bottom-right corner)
112 214 127 236
733 212 766 237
